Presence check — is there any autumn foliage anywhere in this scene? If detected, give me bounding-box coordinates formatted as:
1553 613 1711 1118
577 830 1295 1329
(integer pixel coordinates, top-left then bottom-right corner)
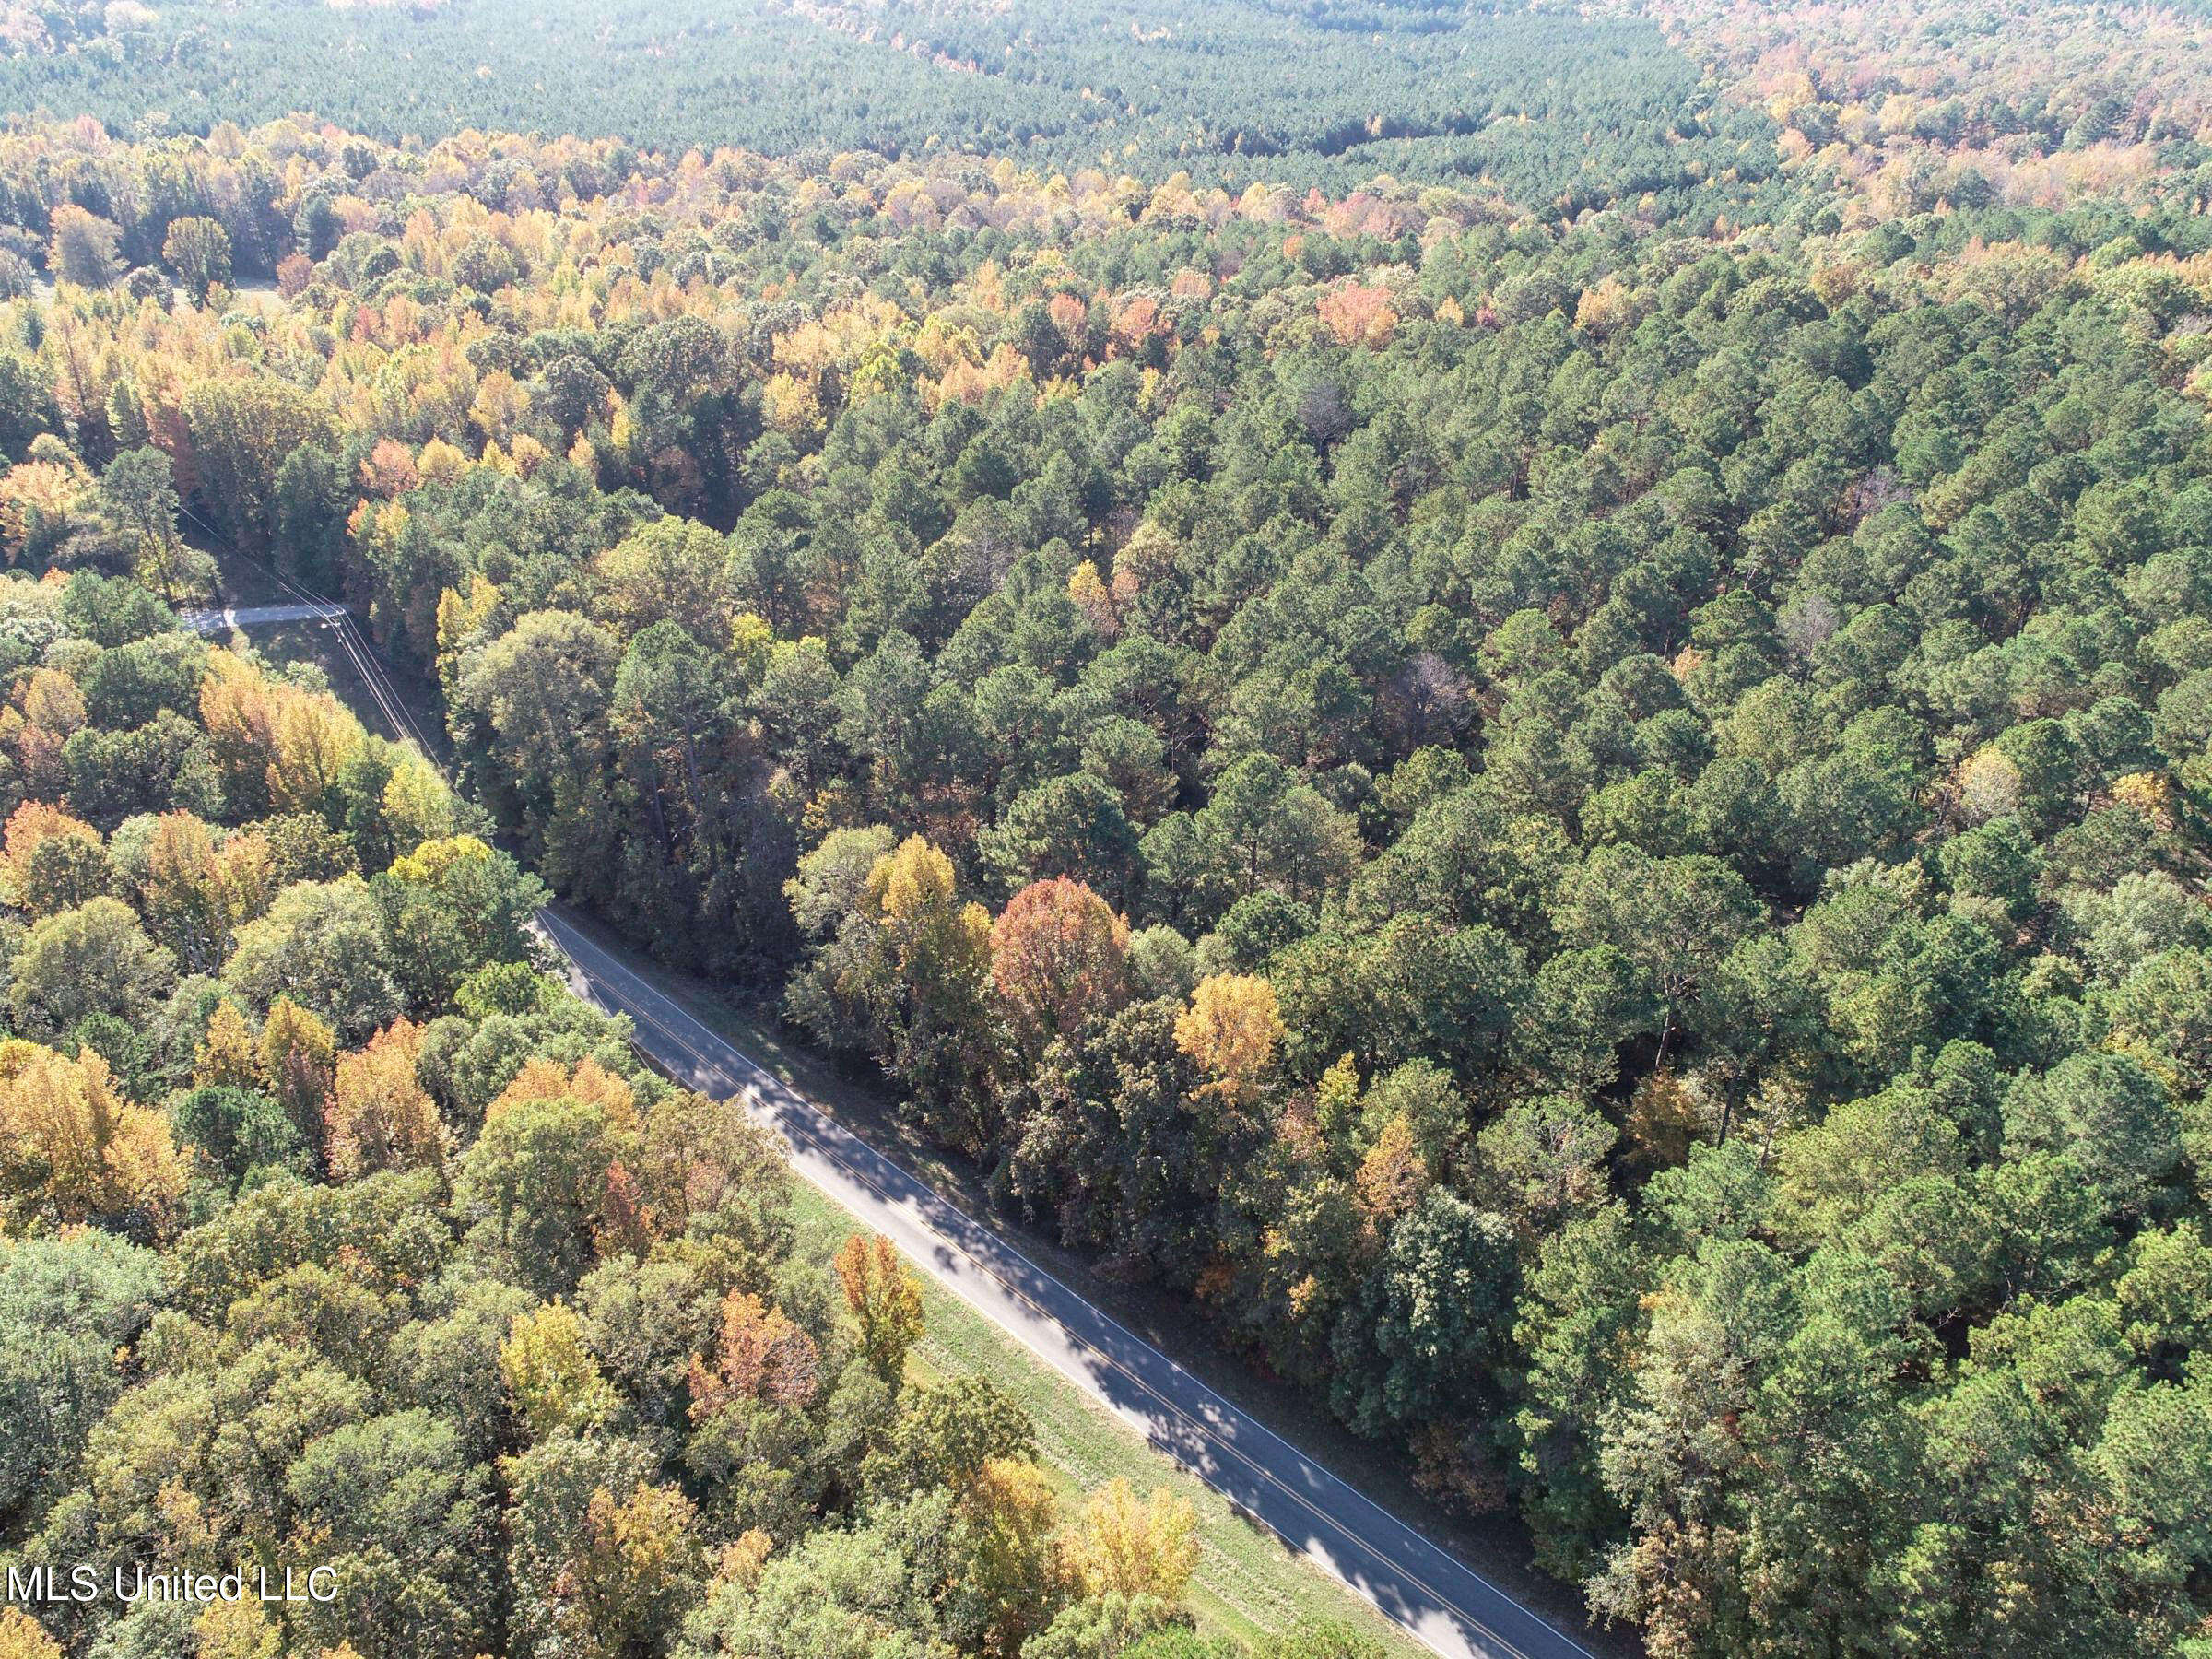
325 1018 444 1182
1174 975 1285 1102
687 1290 823 1416
833 1230 925 1382
0 1039 184 1237
989 877 1132 1060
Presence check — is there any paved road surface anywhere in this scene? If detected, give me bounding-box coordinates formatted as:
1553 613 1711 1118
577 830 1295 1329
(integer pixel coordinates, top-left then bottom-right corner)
181 600 348 632
538 904 1604 1659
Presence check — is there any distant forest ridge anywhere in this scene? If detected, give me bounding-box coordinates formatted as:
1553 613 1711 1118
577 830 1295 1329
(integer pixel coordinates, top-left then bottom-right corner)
1 0 2201 230
0 0 1776 213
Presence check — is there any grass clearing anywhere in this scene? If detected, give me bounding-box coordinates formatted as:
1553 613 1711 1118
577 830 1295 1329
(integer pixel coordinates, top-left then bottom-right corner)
785 1178 1430 1658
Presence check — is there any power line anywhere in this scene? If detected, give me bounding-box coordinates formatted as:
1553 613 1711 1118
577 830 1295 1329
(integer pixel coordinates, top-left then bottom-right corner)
180 500 446 771
177 500 600 1001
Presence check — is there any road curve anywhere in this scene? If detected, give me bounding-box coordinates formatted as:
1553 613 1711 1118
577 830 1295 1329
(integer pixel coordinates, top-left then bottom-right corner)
537 904 1604 1659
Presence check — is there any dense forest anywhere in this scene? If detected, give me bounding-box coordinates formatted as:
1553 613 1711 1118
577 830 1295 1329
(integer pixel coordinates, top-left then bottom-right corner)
0 1 2207 1656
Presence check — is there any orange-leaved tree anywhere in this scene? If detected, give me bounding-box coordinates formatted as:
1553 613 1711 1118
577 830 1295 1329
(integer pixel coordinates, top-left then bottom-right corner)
989 877 1132 1063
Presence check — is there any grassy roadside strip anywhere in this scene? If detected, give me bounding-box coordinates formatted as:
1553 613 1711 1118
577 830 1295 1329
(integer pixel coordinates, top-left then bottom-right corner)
784 1177 1430 1657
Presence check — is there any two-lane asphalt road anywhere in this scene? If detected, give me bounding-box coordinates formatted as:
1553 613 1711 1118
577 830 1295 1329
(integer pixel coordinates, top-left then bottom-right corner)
537 905 1603 1659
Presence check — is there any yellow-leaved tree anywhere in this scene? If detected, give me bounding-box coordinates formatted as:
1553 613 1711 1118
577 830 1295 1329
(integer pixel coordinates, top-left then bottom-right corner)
789 832 1000 1148
0 800 105 918
268 689 367 817
961 1456 1065 1653
562 1479 704 1659
0 1040 185 1238
193 998 261 1090
1064 1478 1199 1601
0 1606 62 1659
190 1601 281 1659
1174 973 1284 1103
145 811 273 971
500 1300 618 1440
325 1018 444 1182
259 997 336 1164
489 1055 638 1134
